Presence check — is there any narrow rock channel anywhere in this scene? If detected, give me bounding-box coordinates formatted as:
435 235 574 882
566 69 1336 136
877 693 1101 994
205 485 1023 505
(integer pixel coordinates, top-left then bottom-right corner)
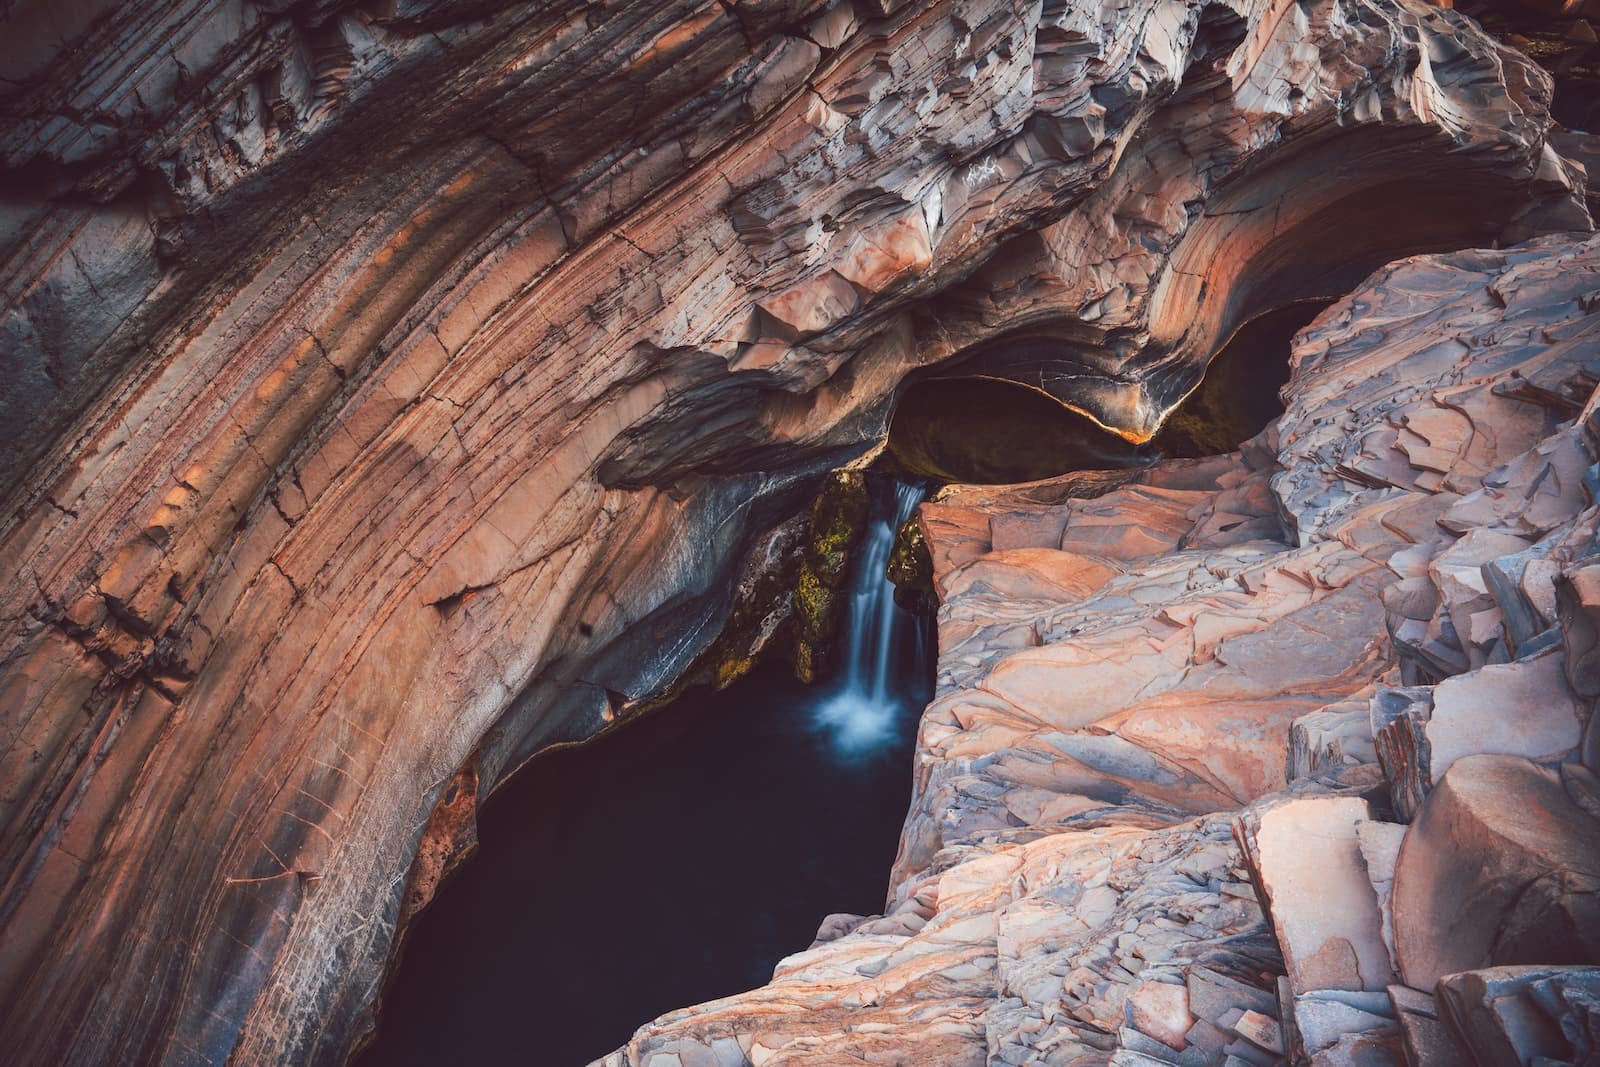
358 478 935 1065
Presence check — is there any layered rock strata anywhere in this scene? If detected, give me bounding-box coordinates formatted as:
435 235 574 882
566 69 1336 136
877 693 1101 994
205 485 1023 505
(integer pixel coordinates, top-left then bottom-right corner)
0 0 1592 1064
601 234 1600 1065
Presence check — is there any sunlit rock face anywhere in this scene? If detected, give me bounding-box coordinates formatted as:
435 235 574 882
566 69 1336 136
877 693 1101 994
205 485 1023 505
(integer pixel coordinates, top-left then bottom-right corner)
602 232 1600 1067
0 0 1589 1064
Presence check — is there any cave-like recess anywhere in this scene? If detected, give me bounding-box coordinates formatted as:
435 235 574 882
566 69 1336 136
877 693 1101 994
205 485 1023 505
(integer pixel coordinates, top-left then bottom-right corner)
886 301 1332 485
0 0 1587 1063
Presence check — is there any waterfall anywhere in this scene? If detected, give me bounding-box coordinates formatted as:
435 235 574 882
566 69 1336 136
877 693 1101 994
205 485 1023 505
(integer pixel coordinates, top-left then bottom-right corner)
812 479 930 757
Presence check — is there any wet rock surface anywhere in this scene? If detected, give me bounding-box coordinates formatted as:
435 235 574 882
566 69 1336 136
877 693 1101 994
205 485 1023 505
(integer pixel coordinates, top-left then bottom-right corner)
0 0 1595 1063
601 235 1600 1065
792 469 872 682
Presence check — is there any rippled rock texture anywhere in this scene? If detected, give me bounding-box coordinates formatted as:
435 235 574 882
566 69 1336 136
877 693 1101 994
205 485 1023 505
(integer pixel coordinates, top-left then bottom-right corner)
0 0 1591 1063
602 234 1600 1064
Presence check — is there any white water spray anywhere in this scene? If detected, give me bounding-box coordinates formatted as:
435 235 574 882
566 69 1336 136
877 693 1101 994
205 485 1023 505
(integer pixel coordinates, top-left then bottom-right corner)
812 480 928 756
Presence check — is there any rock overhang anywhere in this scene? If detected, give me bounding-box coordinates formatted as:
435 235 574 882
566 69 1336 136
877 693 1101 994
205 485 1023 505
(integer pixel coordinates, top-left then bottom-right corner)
0 0 1593 1063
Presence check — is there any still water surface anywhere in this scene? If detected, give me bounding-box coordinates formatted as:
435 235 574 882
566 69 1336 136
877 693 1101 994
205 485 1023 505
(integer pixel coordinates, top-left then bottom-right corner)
360 480 933 1066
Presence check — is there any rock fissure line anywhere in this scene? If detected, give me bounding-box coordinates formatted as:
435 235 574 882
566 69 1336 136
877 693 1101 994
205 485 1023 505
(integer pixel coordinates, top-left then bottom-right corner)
0 0 1596 1063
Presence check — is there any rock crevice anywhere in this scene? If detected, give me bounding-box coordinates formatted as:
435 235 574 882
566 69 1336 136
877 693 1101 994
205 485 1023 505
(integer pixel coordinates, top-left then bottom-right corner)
0 0 1592 1063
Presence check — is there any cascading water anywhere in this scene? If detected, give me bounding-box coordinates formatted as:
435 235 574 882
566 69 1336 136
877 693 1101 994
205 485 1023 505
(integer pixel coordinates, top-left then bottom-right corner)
359 475 935 1067
812 479 930 757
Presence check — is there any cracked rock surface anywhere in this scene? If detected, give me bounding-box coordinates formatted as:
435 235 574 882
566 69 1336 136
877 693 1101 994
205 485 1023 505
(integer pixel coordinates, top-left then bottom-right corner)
602 235 1600 1065
0 0 1593 1064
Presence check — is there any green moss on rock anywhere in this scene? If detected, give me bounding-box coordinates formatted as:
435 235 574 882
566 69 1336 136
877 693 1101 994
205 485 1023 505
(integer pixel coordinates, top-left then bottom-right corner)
887 514 936 613
792 641 818 685
806 470 869 583
791 469 870 681
794 563 834 643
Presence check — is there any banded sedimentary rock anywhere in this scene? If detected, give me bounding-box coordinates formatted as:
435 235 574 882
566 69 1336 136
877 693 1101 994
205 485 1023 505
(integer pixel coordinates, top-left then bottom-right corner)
603 234 1600 1065
0 1 1589 1065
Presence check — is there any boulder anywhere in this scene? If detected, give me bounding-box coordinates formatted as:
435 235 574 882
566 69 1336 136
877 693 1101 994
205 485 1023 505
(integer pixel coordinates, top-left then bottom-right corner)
1423 653 1585 783
1391 755 1600 990
1236 798 1395 994
1373 654 1586 821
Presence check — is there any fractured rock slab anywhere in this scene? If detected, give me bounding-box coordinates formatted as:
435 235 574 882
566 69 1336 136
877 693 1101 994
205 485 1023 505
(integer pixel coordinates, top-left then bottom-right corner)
1293 990 1399 1065
1236 797 1395 994
1387 985 1470 1067
1374 653 1586 821
1433 965 1600 1067
1126 979 1194 1051
1423 653 1584 783
1290 695 1381 783
1356 820 1406 975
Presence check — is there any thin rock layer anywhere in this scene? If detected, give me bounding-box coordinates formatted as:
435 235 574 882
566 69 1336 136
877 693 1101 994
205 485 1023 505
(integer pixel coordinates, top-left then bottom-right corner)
0 0 1591 1064
603 233 1600 1066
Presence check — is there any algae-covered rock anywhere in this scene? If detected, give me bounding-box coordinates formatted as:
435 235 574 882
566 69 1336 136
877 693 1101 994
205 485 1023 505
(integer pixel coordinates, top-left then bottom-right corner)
807 470 871 586
793 470 870 681
888 514 936 613
794 565 834 645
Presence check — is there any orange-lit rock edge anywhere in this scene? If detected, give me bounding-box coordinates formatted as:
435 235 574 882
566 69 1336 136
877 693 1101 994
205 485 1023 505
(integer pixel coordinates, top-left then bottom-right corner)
0 0 1590 1063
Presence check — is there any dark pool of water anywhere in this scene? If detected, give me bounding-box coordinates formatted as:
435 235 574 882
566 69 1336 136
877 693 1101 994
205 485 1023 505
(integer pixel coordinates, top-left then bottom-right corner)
357 647 932 1067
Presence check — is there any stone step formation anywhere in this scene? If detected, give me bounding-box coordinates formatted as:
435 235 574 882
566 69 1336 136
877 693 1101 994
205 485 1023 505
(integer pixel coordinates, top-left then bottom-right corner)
1 0 1598 1064
600 234 1600 1066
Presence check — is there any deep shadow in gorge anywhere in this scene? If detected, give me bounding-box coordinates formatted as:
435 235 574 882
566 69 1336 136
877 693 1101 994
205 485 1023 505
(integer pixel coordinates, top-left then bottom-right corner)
357 492 936 1067
887 300 1334 484
884 376 1151 485
1150 299 1333 458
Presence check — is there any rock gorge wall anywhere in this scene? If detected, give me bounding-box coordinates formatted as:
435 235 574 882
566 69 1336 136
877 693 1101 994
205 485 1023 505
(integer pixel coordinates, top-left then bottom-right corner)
0 0 1590 1065
603 231 1600 1067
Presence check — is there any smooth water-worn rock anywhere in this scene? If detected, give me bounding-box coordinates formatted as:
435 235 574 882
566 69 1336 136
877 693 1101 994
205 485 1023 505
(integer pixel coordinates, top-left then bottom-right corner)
1391 755 1600 991
0 0 1595 1063
601 234 1600 1065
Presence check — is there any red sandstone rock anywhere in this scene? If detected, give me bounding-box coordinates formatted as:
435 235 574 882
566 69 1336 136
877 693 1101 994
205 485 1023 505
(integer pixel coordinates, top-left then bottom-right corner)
0 0 1595 1062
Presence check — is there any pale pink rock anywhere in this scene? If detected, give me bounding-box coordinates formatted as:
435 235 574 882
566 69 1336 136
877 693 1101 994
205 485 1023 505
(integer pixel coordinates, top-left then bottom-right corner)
1127 980 1194 1050
1356 820 1406 973
1233 1009 1285 1054
1237 797 1396 994
1424 653 1585 783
